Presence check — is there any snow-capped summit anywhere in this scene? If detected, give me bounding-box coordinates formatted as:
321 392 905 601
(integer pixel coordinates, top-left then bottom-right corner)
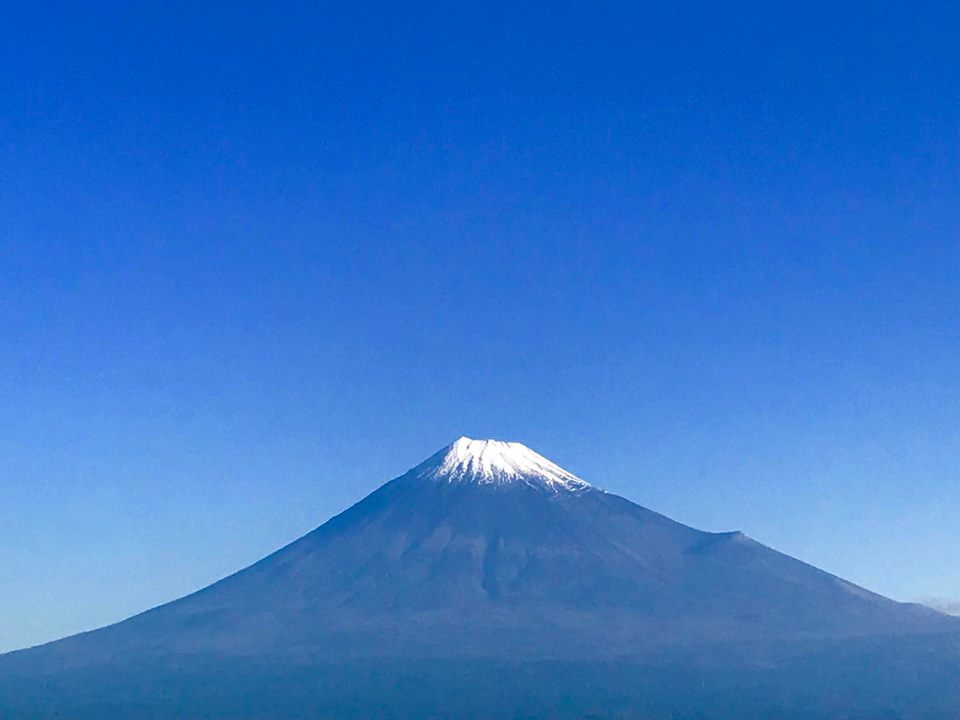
413 436 591 491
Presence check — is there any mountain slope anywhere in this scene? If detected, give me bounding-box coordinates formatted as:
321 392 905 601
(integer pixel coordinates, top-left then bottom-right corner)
1 437 957 719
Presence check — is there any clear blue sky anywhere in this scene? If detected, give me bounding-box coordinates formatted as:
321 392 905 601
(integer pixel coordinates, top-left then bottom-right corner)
1 1 958 652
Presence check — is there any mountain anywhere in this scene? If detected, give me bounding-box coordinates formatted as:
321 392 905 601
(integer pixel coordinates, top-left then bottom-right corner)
1 437 958 719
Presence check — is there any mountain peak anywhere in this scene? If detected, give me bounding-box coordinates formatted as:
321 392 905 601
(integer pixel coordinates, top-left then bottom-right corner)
414 436 591 491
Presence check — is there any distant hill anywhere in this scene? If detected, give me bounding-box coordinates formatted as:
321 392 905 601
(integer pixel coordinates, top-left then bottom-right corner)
924 598 960 616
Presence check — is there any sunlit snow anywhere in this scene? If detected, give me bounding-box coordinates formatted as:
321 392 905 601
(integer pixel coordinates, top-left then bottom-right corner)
415 437 591 491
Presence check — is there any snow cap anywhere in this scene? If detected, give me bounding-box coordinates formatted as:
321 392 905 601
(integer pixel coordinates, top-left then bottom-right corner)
414 437 591 492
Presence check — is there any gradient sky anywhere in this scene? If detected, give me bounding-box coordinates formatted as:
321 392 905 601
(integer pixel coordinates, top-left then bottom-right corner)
1 2 958 653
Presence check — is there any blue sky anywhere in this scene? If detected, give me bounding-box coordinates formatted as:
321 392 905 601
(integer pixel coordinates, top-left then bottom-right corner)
1 2 958 652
